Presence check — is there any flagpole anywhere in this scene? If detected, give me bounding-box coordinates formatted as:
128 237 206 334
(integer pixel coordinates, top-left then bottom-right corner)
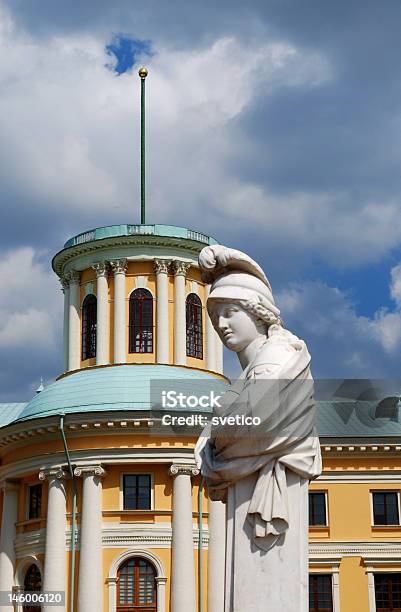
138 67 148 224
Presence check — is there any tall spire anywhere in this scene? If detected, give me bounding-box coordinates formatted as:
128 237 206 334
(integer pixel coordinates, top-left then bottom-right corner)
138 66 148 224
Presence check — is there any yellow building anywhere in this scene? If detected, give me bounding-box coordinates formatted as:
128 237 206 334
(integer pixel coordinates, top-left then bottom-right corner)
0 223 400 612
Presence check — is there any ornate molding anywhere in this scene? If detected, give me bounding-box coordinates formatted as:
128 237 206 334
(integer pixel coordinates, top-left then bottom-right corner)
110 258 128 275
92 261 109 277
59 276 69 292
74 465 106 478
169 464 200 477
39 467 67 481
153 259 170 275
66 269 81 284
171 260 190 277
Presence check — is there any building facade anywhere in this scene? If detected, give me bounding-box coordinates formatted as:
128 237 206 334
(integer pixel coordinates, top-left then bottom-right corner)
0 223 400 612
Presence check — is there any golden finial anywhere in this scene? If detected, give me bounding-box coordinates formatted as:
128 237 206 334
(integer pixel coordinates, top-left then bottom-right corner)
138 67 148 79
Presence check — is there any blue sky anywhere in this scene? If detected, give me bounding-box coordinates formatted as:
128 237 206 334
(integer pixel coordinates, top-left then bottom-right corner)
1 0 401 399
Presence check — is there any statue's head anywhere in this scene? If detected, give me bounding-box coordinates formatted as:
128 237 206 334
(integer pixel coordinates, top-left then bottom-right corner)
199 245 282 353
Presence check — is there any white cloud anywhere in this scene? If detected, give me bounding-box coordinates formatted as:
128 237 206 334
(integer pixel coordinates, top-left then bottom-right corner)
0 247 61 349
276 261 401 378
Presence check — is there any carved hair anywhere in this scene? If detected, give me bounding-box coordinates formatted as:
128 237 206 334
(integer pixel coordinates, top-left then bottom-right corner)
237 296 283 327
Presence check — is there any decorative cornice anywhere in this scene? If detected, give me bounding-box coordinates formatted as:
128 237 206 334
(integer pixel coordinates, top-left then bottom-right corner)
74 464 106 478
92 261 109 277
169 464 199 477
110 258 128 275
39 467 67 481
171 260 191 277
154 259 170 275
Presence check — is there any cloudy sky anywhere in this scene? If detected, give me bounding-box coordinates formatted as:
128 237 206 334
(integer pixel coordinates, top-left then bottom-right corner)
1 0 401 400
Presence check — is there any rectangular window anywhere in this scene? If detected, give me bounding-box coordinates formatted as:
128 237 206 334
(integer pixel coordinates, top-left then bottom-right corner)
28 484 42 519
309 492 327 526
123 474 151 510
375 573 401 611
373 492 400 525
309 575 333 612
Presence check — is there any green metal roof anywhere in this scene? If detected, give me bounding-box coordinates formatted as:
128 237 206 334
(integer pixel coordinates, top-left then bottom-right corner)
1 380 401 438
0 403 28 427
10 365 228 423
316 400 401 438
63 224 218 249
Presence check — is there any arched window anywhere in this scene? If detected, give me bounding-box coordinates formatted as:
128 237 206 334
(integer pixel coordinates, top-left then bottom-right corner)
186 293 203 359
82 294 97 360
117 557 156 612
23 564 42 612
129 289 153 353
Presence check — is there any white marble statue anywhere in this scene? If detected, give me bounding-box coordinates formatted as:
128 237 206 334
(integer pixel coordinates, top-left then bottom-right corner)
195 245 322 612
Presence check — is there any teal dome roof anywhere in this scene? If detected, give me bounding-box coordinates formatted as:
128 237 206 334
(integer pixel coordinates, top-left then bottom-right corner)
15 365 228 423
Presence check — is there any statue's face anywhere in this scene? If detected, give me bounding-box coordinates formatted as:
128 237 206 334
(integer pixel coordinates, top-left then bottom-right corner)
210 301 263 352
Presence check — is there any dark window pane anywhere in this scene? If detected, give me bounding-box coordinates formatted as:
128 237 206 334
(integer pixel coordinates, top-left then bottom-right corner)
186 293 203 359
375 573 401 610
123 474 151 510
373 492 399 525
129 289 153 353
309 492 327 526
82 294 97 360
28 484 42 520
309 575 333 612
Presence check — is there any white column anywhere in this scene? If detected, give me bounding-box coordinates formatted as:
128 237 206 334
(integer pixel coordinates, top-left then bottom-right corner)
215 331 224 374
92 262 110 366
172 261 190 366
207 500 226 612
110 259 128 364
154 260 170 364
68 270 81 372
60 278 70 373
366 566 376 612
156 577 167 612
169 465 199 612
39 468 67 612
0 481 19 611
205 285 216 371
74 465 105 612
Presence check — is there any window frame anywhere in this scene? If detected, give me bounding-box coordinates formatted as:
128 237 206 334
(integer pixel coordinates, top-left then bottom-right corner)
309 573 334 612
371 490 401 527
81 293 97 361
186 292 203 359
309 490 329 527
26 483 42 520
374 571 401 611
128 288 154 354
116 556 157 611
120 472 154 511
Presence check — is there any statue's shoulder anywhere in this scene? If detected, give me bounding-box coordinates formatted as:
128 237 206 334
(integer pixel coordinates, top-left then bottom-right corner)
247 326 305 378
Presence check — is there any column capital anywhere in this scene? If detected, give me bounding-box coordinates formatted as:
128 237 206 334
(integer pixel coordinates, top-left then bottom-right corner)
59 276 70 292
92 261 109 277
74 465 106 478
0 480 19 493
66 269 81 284
155 576 168 585
171 260 191 276
110 258 128 274
154 259 170 275
39 467 68 481
169 464 199 478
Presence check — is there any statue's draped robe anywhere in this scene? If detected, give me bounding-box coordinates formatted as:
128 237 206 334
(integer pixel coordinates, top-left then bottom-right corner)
195 326 322 612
